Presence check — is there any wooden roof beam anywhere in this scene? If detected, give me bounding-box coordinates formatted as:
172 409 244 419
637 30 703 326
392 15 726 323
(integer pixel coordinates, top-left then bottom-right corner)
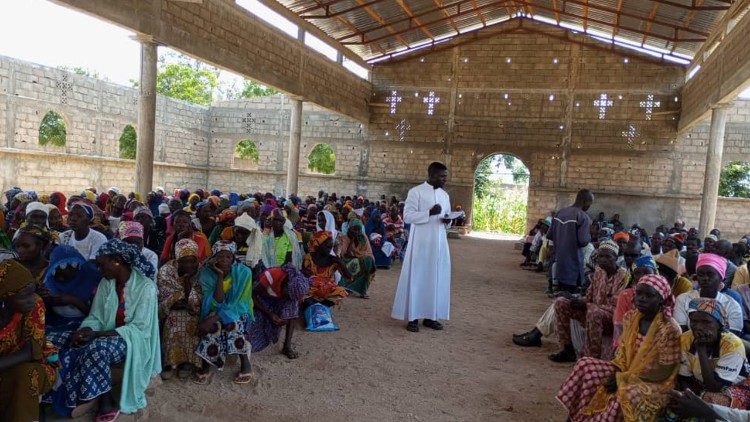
612 0 624 37
350 0 412 48
395 0 435 40
301 0 391 19
470 0 488 27
641 3 661 45
649 0 730 11
432 0 462 34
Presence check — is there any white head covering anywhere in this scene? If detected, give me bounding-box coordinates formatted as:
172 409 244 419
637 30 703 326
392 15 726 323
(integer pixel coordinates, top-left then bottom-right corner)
25 202 49 216
158 204 170 215
316 210 338 241
108 187 121 195
235 213 263 267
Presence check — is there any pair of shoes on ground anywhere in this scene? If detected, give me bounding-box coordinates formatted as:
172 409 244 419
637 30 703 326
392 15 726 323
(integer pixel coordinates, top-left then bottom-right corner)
407 319 443 332
512 330 541 347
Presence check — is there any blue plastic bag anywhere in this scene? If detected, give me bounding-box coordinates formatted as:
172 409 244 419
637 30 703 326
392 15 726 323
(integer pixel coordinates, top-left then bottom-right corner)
304 303 340 332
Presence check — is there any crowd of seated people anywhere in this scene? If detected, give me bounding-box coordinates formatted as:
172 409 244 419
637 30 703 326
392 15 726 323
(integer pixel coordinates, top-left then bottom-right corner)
515 209 750 420
0 186 409 421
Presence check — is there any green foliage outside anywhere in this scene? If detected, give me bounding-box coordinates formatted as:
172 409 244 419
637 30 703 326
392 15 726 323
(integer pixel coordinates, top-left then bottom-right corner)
719 161 750 198
472 154 529 234
155 63 218 106
472 186 528 235
235 139 260 163
58 66 101 79
308 144 336 174
38 111 66 147
119 124 137 160
240 80 278 98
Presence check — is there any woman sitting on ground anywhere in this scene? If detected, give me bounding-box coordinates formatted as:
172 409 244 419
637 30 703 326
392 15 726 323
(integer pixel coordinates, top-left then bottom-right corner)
62 239 160 420
261 209 303 269
60 202 108 260
317 209 341 256
158 239 203 380
39 245 102 416
365 209 393 269
231 213 264 273
13 225 52 282
557 274 681 421
676 298 750 409
194 241 255 385
247 264 309 359
0 260 58 422
160 210 211 264
302 231 350 305
208 208 237 246
612 255 657 348
338 219 376 299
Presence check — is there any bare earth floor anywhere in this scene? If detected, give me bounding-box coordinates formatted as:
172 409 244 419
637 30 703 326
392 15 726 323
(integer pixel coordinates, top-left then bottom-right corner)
66 236 575 421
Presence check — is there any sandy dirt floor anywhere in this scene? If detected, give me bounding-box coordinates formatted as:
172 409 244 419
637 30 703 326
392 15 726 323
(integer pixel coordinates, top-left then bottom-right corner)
61 235 575 421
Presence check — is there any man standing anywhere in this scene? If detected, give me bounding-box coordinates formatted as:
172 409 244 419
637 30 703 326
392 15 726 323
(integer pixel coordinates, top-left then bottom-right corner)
392 162 452 332
548 189 594 293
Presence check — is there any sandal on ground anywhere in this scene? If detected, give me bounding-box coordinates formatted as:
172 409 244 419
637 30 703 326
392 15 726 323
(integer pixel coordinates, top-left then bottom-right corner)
233 371 258 385
94 410 120 422
282 347 300 359
406 320 419 332
360 293 370 299
71 399 100 418
548 349 577 363
192 370 213 385
423 319 444 330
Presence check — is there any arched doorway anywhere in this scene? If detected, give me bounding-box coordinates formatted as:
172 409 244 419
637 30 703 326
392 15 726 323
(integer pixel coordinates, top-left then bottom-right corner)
472 153 530 235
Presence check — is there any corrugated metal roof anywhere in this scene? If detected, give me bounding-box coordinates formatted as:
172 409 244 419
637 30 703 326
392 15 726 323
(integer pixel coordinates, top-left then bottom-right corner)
279 0 731 63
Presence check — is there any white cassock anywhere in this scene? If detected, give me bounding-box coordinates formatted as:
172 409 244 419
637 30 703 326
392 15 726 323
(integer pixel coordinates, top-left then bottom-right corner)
391 182 452 321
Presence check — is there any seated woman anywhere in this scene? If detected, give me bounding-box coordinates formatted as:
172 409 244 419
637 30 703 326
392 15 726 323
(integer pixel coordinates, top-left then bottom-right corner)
160 210 211 264
676 298 750 410
61 239 160 420
248 265 309 359
557 274 681 421
0 260 58 422
316 209 341 256
382 205 406 259
13 225 52 282
232 213 264 273
611 255 657 348
157 239 203 380
338 219 376 299
365 209 393 269
208 208 237 246
261 209 303 269
194 241 255 385
302 231 350 305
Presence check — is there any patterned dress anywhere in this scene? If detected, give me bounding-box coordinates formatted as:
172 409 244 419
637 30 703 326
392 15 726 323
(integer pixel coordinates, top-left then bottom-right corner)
557 310 681 421
0 296 58 422
302 254 348 302
157 260 202 367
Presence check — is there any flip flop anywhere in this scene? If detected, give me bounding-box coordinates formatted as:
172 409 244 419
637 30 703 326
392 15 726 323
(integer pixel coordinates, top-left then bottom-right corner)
94 410 120 422
192 370 213 385
233 371 257 385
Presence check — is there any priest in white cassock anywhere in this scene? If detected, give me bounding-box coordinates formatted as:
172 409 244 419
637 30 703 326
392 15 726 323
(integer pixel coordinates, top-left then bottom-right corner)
391 162 452 332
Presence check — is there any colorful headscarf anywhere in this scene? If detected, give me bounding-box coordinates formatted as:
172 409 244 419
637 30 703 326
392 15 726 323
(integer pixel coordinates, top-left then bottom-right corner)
696 253 727 280
309 230 332 253
16 225 53 245
656 249 681 274
207 196 220 209
217 209 237 224
688 297 729 330
81 189 97 203
96 238 155 280
638 274 675 319
633 255 657 271
0 259 35 298
260 267 288 298
212 240 237 256
118 221 144 240
175 239 199 260
613 232 631 242
49 192 68 216
13 192 32 205
598 239 619 256
133 205 153 219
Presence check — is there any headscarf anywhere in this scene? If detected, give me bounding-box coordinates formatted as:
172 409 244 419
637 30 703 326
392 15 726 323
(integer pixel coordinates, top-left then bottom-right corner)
216 209 237 224
134 205 153 219
212 240 237 256
696 253 727 280
175 239 199 260
206 196 220 209
71 202 94 220
81 189 97 203
49 192 68 216
26 201 49 217
705 234 719 242
13 192 32 205
655 249 681 274
688 297 729 330
4 187 23 207
229 193 239 207
260 267 288 299
96 193 110 212
613 232 630 242
15 225 54 246
235 213 263 267
96 238 155 280
364 209 384 236
316 210 338 241
108 187 121 196
599 227 615 240
633 255 657 271
309 230 332 253
43 245 101 302
598 239 619 256
0 259 35 298
637 274 675 319
118 221 144 240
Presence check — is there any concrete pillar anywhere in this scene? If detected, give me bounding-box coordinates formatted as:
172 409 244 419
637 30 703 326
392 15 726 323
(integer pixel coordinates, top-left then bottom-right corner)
135 36 158 199
698 105 730 235
285 99 303 195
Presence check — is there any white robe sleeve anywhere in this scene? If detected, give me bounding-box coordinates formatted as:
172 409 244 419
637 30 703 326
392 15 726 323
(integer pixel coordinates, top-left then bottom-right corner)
403 187 430 225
